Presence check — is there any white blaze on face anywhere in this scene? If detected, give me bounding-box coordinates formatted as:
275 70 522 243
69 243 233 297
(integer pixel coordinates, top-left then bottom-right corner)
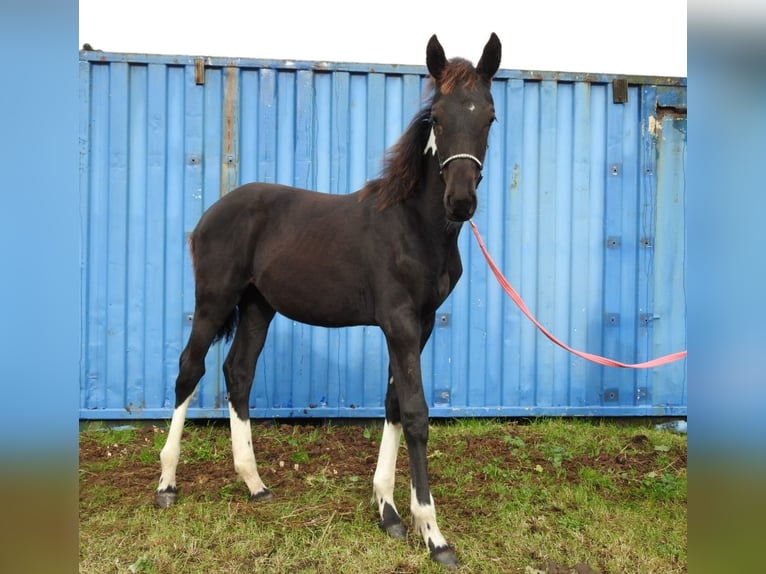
468 102 476 112
424 126 438 156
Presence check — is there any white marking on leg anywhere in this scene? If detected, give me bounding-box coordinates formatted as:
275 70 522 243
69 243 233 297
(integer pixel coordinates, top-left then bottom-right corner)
157 395 192 492
424 126 438 156
228 401 267 496
410 484 449 551
372 421 403 521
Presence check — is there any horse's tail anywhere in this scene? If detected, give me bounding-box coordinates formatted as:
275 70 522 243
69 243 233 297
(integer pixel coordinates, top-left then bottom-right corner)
213 307 240 344
188 232 240 344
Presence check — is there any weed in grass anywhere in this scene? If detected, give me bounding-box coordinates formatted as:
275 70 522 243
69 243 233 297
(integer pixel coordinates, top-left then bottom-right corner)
541 443 570 469
504 435 526 450
480 461 507 480
578 466 617 493
127 554 154 573
292 450 311 464
180 424 228 463
217 482 242 501
639 471 686 501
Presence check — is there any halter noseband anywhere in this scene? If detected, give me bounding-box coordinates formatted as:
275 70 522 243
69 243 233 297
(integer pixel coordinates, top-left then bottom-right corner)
438 153 483 174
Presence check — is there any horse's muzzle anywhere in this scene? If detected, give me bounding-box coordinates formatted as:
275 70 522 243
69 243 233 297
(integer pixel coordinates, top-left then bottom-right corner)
445 192 477 222
441 158 480 221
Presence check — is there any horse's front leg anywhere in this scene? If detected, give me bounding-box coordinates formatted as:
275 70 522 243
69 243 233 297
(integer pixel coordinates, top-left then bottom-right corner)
381 313 458 569
373 374 407 538
400 370 456 569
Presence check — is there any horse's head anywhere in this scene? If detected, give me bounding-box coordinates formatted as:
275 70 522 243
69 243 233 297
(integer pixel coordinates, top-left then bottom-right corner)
425 33 501 222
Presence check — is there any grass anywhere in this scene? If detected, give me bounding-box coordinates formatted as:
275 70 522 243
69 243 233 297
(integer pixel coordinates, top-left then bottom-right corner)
80 418 686 573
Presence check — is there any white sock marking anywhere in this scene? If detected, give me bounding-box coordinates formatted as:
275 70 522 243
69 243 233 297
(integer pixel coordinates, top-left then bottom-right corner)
373 421 403 520
228 402 267 495
410 484 449 551
157 395 192 491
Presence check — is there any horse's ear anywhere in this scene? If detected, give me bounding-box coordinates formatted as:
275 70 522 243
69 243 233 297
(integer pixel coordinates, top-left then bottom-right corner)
426 34 447 81
476 32 501 82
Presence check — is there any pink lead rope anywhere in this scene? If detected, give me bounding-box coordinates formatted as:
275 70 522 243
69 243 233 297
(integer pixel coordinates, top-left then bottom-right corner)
469 220 687 369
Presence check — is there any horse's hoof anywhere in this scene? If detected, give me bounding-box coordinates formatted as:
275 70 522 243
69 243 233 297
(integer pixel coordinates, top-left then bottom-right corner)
155 487 178 508
249 488 273 502
382 522 408 539
430 546 459 570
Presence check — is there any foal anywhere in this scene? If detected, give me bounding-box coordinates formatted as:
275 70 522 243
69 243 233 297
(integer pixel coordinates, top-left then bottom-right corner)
155 33 501 569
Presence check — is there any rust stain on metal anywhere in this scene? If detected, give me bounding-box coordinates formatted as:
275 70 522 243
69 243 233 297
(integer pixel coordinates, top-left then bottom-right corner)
223 68 236 156
655 104 687 121
648 115 661 138
510 163 520 193
221 66 239 197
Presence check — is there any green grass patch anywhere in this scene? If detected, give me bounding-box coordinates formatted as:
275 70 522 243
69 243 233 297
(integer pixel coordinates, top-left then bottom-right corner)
80 418 686 573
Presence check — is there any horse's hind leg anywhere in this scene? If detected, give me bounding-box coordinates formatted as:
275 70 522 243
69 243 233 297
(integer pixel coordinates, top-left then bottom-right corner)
223 287 275 501
155 294 238 508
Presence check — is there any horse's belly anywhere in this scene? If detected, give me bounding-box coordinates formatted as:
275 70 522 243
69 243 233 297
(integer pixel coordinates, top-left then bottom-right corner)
256 272 373 328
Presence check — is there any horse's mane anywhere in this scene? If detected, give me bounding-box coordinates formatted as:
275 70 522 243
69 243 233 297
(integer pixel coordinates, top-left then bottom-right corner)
359 58 482 210
359 106 432 210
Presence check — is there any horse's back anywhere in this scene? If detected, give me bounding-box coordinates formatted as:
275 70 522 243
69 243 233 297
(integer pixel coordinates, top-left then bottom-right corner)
192 183 362 249
190 182 378 326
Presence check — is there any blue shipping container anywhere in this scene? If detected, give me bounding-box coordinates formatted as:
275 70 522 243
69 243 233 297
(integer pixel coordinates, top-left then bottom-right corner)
79 51 686 419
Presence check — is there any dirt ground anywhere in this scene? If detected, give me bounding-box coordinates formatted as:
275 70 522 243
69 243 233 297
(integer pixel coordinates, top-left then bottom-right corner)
79 422 677 503
80 421 685 574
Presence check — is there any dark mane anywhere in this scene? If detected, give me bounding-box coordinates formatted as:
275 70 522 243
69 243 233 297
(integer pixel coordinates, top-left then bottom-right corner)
359 57 484 211
359 106 432 210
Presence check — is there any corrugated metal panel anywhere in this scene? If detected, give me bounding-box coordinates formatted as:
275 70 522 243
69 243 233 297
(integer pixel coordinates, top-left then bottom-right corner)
79 51 686 419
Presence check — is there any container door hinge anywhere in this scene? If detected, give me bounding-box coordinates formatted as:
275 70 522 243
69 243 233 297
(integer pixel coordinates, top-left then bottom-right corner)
195 58 206 85
613 78 628 104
